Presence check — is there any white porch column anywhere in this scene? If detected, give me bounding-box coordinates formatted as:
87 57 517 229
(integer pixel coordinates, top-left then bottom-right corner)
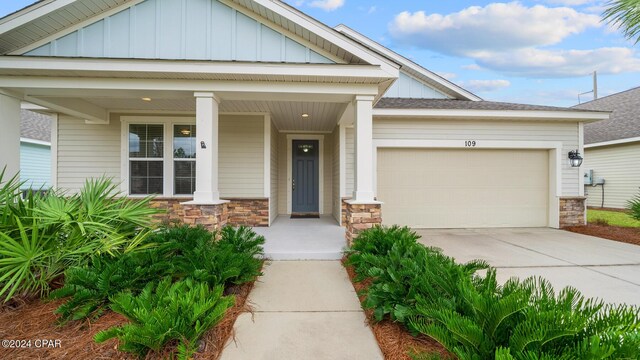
351 95 376 203
0 94 21 178
191 92 225 204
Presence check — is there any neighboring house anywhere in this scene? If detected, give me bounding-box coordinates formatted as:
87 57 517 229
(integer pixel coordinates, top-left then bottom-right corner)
0 0 608 238
574 87 640 209
20 109 52 191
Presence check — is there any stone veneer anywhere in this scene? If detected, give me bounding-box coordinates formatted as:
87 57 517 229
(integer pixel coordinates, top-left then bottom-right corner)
341 197 351 227
344 202 382 244
559 196 586 227
148 198 269 230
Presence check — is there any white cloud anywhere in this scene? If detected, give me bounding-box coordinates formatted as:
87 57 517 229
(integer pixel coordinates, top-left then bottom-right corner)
438 72 457 80
462 64 483 71
389 2 601 56
474 47 640 77
309 0 344 11
458 79 511 92
368 6 377 14
543 0 596 5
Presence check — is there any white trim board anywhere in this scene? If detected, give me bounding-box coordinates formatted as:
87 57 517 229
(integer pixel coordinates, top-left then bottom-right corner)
286 134 324 215
372 108 610 122
50 113 58 189
372 139 563 229
585 136 640 148
20 137 51 146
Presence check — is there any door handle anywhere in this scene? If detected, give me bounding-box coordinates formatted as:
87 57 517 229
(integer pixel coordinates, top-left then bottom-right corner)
292 178 296 191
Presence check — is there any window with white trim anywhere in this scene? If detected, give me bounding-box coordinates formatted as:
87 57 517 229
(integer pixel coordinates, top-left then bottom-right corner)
125 119 197 197
129 124 164 195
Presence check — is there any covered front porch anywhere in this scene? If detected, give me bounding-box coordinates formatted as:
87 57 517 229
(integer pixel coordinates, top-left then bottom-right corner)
0 57 389 249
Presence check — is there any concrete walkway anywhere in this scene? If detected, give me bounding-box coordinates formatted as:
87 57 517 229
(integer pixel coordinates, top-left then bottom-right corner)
220 261 383 360
416 228 640 306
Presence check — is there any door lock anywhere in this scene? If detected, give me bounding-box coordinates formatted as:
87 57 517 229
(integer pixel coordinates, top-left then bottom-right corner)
292 179 296 191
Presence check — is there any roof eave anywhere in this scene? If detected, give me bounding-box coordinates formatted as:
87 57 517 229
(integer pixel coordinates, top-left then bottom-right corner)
585 136 640 148
372 108 610 122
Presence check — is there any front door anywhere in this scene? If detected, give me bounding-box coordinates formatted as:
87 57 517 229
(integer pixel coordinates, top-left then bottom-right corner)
292 140 319 213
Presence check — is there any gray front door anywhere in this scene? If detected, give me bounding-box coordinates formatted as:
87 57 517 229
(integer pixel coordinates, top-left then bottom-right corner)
292 140 319 213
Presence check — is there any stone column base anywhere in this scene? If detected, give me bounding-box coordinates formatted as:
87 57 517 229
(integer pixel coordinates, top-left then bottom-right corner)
345 202 382 244
559 196 586 227
341 197 352 227
181 203 229 231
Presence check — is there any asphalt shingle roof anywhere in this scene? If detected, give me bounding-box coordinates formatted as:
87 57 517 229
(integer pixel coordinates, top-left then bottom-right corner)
21 109 52 143
376 98 594 112
573 86 640 145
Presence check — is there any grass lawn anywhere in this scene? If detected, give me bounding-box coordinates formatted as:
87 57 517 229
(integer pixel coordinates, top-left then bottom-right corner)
588 209 640 228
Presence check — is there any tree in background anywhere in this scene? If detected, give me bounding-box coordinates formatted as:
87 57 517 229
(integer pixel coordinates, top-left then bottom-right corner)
604 0 640 43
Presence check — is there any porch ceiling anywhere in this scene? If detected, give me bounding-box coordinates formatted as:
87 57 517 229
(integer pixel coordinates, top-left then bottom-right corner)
80 97 346 132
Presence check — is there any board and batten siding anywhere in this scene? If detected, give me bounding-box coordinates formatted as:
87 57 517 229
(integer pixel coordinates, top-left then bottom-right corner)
57 115 121 192
25 0 334 64
270 122 279 223
584 142 640 209
219 115 264 198
383 72 449 99
332 125 340 222
343 119 581 197
56 114 265 197
20 142 51 190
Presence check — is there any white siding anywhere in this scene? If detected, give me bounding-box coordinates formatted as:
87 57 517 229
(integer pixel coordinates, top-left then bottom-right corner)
345 127 354 197
24 0 334 64
57 114 264 197
584 143 640 209
57 115 121 192
219 115 264 198
348 119 581 196
384 71 449 99
20 142 51 190
270 122 279 223
332 125 340 222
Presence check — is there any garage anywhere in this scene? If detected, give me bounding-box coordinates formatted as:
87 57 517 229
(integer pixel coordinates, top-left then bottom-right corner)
377 148 550 228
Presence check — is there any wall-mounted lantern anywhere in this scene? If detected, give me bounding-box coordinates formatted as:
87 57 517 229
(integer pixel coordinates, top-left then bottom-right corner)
568 150 583 167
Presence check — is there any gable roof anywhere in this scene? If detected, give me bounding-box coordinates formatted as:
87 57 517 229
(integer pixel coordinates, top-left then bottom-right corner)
21 109 52 143
573 86 640 145
335 24 481 101
0 0 398 74
377 98 597 112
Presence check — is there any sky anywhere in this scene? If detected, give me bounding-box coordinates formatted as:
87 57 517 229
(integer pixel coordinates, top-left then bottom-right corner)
2 0 640 106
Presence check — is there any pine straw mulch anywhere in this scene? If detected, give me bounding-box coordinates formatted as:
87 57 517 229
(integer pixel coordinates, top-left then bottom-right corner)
0 280 256 360
342 257 452 360
564 224 640 246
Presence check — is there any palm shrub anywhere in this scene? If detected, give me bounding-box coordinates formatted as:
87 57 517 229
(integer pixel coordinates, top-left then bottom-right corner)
94 277 233 359
0 174 160 302
628 189 640 221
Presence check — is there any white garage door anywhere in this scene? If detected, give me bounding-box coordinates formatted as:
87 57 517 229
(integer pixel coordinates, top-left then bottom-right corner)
377 148 549 228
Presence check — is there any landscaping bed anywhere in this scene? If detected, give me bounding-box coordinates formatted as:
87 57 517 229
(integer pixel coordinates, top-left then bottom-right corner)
565 208 640 246
344 226 640 359
0 278 255 359
343 258 450 360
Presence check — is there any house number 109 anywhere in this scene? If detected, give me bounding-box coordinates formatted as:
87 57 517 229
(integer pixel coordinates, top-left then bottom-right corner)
464 140 477 147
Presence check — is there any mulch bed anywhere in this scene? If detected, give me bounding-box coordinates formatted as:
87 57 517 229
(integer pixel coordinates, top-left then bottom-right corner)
0 280 256 360
342 258 451 360
565 225 640 246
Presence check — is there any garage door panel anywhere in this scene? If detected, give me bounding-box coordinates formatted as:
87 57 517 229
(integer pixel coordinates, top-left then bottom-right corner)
377 148 549 228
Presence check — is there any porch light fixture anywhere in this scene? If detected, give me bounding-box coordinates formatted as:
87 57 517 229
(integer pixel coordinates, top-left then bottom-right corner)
568 150 583 167
200 141 206 149
301 113 309 118
141 97 152 102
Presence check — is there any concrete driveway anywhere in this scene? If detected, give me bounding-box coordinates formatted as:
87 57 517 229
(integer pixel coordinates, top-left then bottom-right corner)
416 228 640 306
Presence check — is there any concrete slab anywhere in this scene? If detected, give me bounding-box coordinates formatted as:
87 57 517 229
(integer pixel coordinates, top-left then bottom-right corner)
483 228 640 265
220 312 383 360
586 265 640 287
416 230 570 267
249 261 362 312
496 266 640 306
254 216 346 260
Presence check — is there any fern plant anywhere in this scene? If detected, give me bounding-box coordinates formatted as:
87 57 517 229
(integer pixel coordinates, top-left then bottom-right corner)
95 277 233 359
628 189 640 221
50 250 174 323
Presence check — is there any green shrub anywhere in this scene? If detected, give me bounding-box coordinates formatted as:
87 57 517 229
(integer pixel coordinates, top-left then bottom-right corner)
0 172 160 302
94 277 233 359
50 250 174 323
628 189 640 221
348 226 640 359
53 225 264 322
